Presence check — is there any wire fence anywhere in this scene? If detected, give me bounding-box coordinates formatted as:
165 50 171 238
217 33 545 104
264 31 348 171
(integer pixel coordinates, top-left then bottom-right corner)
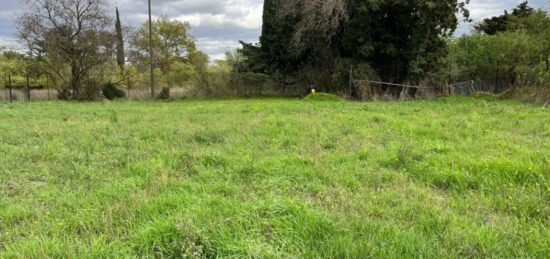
0 86 193 102
347 65 516 100
350 77 513 100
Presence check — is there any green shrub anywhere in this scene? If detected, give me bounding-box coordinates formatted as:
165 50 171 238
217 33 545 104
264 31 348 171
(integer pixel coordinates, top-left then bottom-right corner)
158 87 170 99
102 83 126 100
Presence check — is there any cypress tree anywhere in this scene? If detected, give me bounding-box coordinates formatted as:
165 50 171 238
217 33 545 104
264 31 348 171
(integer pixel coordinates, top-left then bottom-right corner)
115 7 125 71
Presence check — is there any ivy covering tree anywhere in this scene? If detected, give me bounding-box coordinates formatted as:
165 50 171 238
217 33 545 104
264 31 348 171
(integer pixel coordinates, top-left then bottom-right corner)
244 0 470 94
342 0 469 83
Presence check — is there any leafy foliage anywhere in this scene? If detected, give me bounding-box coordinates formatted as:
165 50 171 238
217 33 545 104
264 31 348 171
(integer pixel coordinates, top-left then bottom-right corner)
158 87 170 99
129 16 198 88
102 82 126 100
16 0 117 100
475 1 534 35
451 6 550 89
246 0 470 94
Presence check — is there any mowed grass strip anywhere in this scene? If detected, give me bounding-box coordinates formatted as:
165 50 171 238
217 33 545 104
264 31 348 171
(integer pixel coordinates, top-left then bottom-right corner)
0 97 549 258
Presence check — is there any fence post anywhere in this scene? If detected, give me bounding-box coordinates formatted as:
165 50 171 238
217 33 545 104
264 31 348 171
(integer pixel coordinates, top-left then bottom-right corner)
4 74 7 101
8 75 12 103
26 74 31 101
349 65 353 98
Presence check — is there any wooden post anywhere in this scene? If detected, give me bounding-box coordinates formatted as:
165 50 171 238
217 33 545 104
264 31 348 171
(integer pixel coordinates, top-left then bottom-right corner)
8 75 12 103
349 65 353 98
148 0 155 98
4 74 7 101
26 75 31 101
127 76 131 99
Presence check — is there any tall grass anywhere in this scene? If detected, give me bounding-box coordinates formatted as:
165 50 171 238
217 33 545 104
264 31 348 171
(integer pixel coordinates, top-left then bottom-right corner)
0 97 548 257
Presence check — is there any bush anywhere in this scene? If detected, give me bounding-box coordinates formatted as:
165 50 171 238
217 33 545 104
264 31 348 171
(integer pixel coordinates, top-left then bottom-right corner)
304 93 342 101
102 83 126 100
158 87 170 99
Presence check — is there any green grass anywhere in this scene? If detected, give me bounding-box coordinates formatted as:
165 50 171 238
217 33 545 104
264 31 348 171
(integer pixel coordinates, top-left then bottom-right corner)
303 92 342 101
0 97 549 258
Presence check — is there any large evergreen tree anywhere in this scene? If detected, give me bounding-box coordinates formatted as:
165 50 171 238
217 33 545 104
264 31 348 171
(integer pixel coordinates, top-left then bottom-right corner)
258 0 304 87
475 1 534 35
342 0 469 83
248 0 469 91
115 7 125 71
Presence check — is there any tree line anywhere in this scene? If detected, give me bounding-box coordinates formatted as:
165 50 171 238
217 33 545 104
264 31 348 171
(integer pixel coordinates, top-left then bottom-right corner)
1 0 549 100
5 0 228 100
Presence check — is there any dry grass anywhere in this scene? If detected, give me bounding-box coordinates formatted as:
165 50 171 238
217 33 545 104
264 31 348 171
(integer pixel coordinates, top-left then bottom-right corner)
0 87 192 102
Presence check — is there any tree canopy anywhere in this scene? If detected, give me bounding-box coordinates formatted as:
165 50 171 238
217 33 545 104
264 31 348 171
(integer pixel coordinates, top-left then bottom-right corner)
16 0 116 99
245 0 470 94
475 1 535 35
129 16 198 88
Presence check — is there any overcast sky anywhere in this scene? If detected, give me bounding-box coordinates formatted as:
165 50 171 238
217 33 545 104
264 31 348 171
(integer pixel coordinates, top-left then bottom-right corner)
0 0 548 60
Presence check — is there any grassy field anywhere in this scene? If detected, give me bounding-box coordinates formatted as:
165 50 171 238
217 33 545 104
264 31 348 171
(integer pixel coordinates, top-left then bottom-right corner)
0 97 549 258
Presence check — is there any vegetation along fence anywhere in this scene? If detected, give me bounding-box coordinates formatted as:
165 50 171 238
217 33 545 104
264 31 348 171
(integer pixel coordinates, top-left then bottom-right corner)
1 73 192 102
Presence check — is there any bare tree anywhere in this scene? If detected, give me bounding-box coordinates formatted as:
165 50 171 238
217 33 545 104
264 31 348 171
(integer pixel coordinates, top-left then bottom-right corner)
16 0 116 99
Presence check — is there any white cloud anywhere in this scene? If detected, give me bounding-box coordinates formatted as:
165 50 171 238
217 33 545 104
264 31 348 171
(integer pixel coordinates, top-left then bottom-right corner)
1 0 549 58
116 0 263 59
457 0 549 35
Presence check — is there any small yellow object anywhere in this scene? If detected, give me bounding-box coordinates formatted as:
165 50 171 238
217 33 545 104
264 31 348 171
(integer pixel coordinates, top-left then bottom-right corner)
311 89 316 95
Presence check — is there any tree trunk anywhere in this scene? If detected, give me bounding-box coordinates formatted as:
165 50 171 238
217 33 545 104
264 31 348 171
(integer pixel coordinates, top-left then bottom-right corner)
71 66 82 100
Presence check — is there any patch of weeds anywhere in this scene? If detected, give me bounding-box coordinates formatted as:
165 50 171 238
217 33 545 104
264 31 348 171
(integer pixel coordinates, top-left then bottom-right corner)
322 141 337 150
190 130 225 145
340 125 355 136
175 152 199 176
371 115 385 123
429 170 480 192
383 144 424 170
356 150 371 161
428 144 450 154
304 93 342 101
281 138 297 150
199 153 227 168
232 163 267 183
109 110 119 123
322 136 339 150
131 220 212 258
